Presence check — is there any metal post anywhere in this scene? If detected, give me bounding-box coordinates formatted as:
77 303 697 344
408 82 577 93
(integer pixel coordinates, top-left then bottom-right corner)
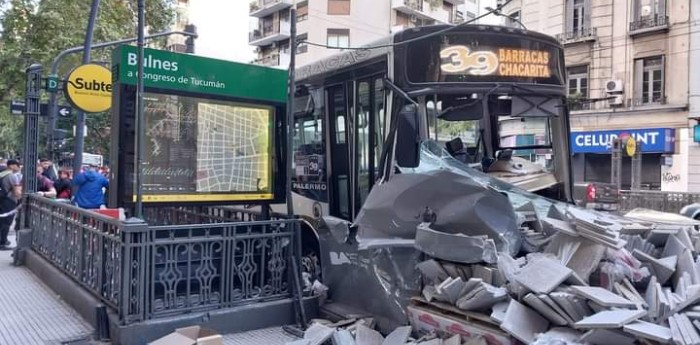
611 138 622 191
23 64 43 194
73 0 101 174
46 30 197 160
135 0 145 219
631 140 642 191
286 9 297 217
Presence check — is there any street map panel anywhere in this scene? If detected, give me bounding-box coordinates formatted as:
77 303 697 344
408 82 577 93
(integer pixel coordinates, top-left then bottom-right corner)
196 102 271 193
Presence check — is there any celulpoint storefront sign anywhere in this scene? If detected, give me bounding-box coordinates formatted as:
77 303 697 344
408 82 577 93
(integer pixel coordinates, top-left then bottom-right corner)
570 128 675 154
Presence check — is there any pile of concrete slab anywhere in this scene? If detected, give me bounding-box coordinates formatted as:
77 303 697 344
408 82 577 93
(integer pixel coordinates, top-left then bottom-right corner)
286 319 472 345
410 203 700 344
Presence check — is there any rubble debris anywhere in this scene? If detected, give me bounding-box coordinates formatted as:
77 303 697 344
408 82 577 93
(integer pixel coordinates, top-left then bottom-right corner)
500 299 549 344
303 323 335 345
355 324 384 345
514 256 572 294
623 320 672 343
570 285 637 308
573 309 646 329
331 329 356 345
579 328 636 345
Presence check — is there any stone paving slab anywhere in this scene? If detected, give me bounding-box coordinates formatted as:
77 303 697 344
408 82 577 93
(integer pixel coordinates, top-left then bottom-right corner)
0 235 93 345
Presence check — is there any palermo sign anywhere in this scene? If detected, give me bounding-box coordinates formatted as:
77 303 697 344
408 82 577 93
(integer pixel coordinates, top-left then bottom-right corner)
64 64 112 113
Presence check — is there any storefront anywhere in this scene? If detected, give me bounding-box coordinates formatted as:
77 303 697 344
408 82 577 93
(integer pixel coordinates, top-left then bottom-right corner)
570 128 676 190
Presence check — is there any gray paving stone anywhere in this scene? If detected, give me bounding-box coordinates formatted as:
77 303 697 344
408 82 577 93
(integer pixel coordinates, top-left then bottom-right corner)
0 235 93 345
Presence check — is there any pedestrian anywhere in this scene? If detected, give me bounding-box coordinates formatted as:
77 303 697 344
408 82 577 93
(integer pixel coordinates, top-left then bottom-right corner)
39 158 58 182
36 165 57 198
54 169 72 200
0 159 22 250
73 164 109 209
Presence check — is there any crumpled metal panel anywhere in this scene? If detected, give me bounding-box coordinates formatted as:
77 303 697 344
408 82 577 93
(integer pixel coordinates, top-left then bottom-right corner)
353 169 521 256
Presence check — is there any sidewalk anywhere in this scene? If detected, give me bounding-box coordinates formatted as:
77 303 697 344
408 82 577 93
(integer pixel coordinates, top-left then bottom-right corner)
0 234 94 345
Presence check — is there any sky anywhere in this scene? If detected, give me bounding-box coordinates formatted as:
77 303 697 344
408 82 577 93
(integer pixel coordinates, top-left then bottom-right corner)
189 0 500 63
188 0 256 63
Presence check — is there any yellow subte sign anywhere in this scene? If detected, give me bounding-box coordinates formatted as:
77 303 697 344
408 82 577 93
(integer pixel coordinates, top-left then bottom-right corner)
64 64 112 113
626 137 637 157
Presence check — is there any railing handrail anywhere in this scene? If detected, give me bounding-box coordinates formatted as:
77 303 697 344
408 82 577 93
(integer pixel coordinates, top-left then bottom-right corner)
24 194 125 226
629 15 669 32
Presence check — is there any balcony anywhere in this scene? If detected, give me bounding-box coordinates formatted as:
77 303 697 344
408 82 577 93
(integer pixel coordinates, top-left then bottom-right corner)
443 0 465 3
555 27 597 45
392 0 450 24
254 52 290 68
629 15 669 37
249 0 293 18
249 20 291 46
629 96 667 108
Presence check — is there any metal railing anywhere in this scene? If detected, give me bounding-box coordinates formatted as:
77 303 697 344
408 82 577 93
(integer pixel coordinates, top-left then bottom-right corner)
556 27 597 43
630 15 669 33
25 195 300 324
619 190 700 214
629 96 667 107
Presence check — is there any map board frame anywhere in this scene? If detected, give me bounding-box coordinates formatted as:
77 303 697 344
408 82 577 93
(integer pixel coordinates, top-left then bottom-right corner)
109 45 288 206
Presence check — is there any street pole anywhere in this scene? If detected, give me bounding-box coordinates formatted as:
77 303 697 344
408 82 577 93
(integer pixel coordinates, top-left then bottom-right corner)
47 30 197 159
73 0 100 174
135 0 145 218
286 9 297 217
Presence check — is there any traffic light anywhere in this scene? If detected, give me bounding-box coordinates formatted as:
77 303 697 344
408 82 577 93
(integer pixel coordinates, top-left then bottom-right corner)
185 24 197 54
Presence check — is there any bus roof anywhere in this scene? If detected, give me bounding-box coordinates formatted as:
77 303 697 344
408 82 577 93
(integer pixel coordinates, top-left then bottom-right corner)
295 24 563 82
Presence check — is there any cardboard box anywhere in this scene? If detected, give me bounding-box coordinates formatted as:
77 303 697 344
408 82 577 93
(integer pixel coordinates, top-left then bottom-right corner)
149 326 223 345
406 305 515 345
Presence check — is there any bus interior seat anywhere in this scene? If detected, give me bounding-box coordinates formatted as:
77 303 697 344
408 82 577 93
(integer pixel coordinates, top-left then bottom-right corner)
445 138 470 164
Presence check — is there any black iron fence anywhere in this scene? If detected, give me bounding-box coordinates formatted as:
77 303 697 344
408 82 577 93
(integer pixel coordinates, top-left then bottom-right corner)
630 15 669 33
25 195 301 325
619 190 700 214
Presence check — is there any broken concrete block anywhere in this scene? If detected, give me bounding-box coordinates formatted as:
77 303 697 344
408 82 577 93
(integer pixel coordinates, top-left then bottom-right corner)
332 329 356 345
500 299 549 344
381 326 411 345
574 309 646 329
489 301 509 324
570 285 637 308
286 340 312 345
514 256 572 294
442 335 461 345
523 293 567 326
437 277 465 304
416 259 449 283
356 324 384 345
623 320 672 344
304 323 335 345
579 329 636 345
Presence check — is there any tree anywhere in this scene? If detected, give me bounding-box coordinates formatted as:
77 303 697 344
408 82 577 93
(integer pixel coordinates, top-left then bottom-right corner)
0 0 176 158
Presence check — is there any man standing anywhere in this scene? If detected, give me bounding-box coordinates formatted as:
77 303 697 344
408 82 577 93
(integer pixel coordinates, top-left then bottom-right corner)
0 160 22 250
73 164 108 209
36 165 57 198
39 158 58 182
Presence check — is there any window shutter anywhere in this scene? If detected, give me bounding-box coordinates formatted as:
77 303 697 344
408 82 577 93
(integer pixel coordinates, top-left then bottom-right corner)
584 0 592 30
659 0 667 18
634 0 641 19
633 59 644 103
660 55 666 100
566 0 574 33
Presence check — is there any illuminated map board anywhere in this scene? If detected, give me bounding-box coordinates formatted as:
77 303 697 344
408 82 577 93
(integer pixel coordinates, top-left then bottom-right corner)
110 46 286 205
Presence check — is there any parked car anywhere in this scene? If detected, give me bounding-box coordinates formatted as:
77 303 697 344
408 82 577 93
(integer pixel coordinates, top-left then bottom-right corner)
573 182 620 211
681 203 700 220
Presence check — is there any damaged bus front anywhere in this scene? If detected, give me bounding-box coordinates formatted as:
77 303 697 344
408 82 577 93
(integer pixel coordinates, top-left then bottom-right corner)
291 25 572 330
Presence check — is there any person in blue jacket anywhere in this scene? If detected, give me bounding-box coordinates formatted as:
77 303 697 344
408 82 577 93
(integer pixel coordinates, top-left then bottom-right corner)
73 164 109 209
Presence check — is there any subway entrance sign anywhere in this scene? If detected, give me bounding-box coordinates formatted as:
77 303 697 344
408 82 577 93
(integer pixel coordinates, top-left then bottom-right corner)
110 46 288 206
64 64 112 113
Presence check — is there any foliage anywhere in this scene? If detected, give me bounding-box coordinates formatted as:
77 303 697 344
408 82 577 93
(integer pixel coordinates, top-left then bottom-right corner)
0 0 176 159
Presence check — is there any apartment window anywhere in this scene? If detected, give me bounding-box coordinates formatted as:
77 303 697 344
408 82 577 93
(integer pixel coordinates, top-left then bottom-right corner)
328 0 350 15
327 29 349 49
631 0 667 31
297 33 308 54
297 1 308 22
567 66 588 110
566 0 591 34
634 56 664 105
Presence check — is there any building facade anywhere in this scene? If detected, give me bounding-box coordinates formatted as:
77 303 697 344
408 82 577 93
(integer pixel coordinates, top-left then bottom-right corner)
248 0 482 68
502 0 698 192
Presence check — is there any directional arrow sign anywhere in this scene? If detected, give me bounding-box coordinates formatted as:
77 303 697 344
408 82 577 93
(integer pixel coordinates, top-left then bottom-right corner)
39 103 72 117
58 107 71 117
10 100 25 115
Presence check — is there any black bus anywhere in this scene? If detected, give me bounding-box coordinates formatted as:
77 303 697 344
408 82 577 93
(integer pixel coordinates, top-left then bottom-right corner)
288 24 572 224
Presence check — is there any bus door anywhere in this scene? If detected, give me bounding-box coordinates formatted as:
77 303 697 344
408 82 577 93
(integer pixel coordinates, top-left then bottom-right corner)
354 77 386 215
327 84 352 220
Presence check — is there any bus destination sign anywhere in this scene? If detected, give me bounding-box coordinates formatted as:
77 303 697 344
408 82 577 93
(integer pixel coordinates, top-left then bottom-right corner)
440 46 552 78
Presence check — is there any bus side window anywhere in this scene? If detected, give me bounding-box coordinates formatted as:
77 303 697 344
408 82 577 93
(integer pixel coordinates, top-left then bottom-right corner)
374 78 386 179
